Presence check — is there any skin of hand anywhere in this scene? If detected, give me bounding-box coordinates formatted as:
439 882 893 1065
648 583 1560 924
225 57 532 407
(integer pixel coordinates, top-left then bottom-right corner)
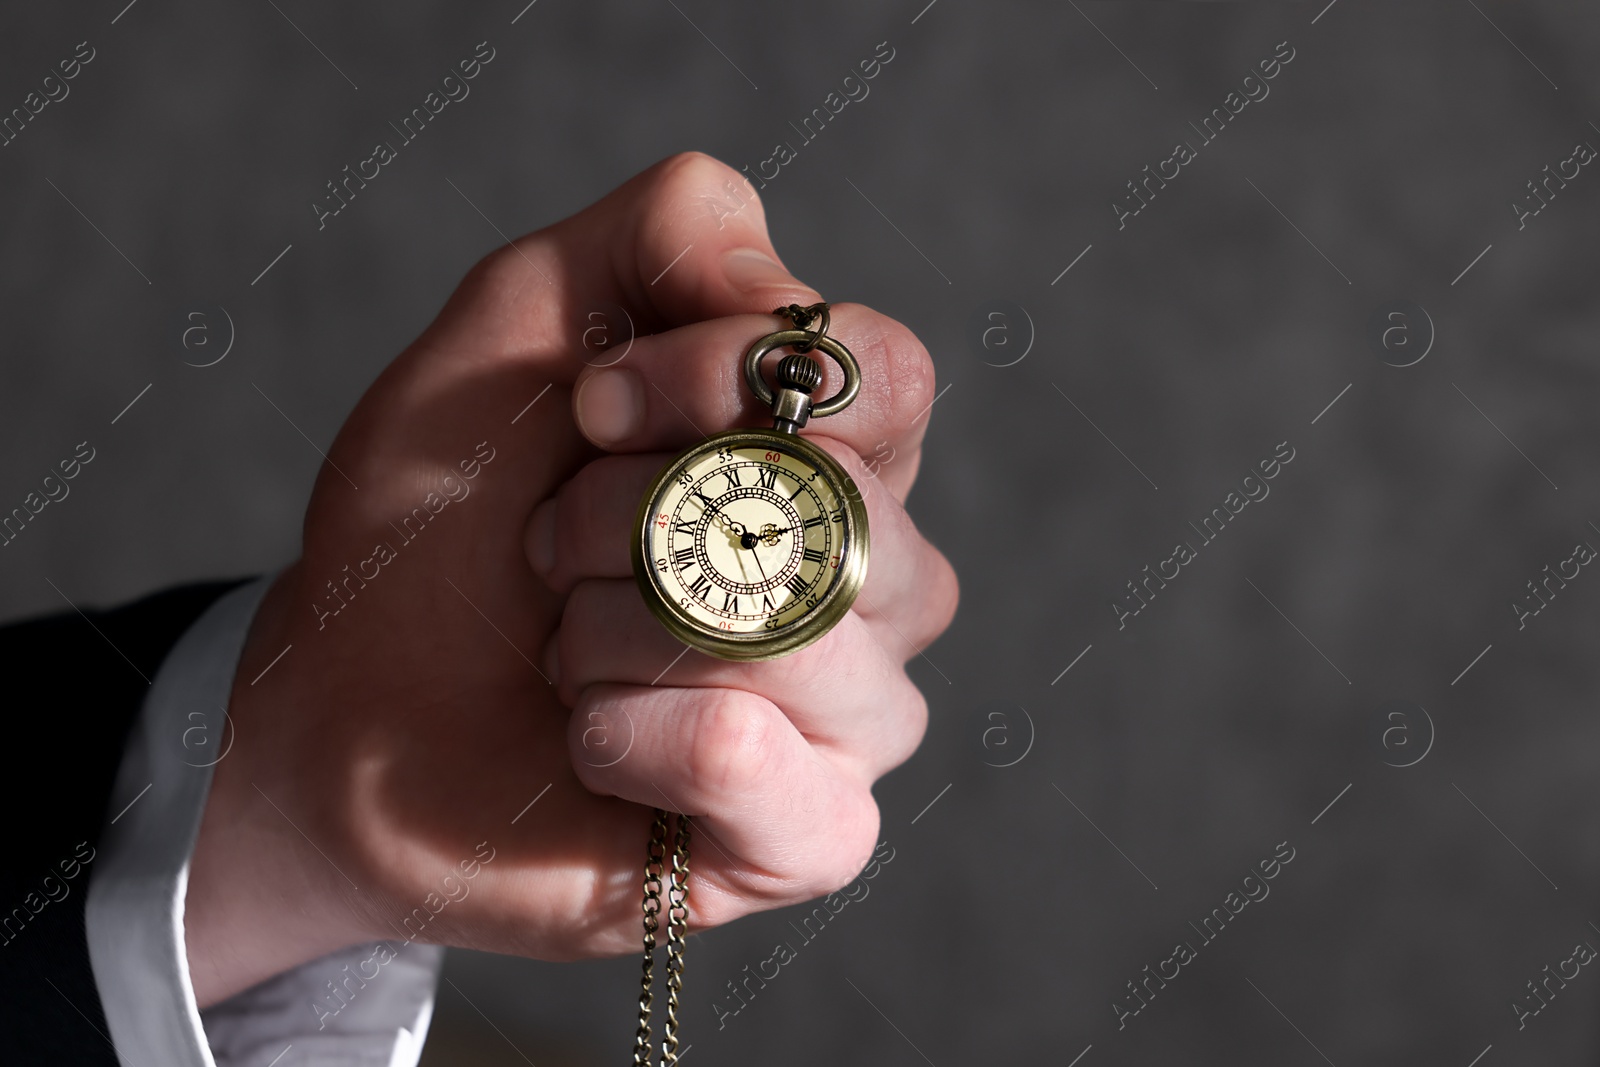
182 152 959 1008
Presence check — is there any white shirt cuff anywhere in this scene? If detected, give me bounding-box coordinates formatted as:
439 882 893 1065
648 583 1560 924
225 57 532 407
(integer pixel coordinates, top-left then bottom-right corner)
85 576 445 1067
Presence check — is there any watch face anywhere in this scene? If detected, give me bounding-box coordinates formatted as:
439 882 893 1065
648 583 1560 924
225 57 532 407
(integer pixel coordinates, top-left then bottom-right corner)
635 432 868 659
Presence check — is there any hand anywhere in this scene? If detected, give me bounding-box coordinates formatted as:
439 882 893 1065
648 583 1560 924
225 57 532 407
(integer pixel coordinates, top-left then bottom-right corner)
710 511 755 582
711 509 749 540
183 153 958 1007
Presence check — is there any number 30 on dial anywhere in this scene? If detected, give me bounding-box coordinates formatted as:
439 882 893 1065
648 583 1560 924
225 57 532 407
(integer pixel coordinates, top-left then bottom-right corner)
633 430 870 661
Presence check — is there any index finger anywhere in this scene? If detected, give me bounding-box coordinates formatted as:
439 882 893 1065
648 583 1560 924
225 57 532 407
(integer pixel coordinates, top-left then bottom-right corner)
568 303 936 501
419 152 824 371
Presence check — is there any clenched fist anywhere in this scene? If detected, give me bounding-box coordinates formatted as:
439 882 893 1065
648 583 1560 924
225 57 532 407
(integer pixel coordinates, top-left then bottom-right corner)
184 152 958 1006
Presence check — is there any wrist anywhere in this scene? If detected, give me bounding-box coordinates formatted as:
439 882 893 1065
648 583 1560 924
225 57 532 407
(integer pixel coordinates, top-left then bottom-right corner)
184 564 367 1007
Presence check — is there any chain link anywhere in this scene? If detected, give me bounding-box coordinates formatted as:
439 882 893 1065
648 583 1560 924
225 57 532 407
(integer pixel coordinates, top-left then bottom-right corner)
661 813 691 1065
632 808 668 1067
633 807 691 1067
774 302 830 352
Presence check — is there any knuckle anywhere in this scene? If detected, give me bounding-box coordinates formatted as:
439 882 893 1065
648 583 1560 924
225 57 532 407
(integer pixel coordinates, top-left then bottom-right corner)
657 149 738 187
920 544 961 644
685 688 778 799
640 151 762 226
881 680 929 774
755 637 828 693
807 793 881 895
465 236 541 299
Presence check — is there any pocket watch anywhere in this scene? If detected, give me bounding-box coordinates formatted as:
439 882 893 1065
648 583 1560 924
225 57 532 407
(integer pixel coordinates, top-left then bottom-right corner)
631 302 870 661
624 302 871 1067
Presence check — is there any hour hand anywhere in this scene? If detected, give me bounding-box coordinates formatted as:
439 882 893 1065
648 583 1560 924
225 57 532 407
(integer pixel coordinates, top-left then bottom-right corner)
712 511 747 539
713 511 764 551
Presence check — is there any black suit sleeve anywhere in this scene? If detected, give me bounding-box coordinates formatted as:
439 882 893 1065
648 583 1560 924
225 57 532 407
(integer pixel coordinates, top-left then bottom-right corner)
0 580 250 1066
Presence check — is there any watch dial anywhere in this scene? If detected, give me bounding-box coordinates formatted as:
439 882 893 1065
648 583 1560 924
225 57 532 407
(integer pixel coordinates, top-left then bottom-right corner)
644 442 853 637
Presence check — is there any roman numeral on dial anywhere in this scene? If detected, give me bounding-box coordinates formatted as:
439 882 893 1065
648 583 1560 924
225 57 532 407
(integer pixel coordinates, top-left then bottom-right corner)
803 547 826 563
803 515 825 529
673 547 695 568
722 466 743 491
723 591 739 613
756 465 778 490
686 573 712 601
785 574 809 599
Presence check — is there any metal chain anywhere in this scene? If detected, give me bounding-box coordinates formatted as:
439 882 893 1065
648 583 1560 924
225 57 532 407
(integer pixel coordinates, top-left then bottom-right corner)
632 808 669 1067
633 807 691 1067
660 813 692 1065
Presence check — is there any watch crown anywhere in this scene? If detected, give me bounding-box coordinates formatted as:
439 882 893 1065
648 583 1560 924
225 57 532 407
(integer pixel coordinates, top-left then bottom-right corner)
775 354 823 395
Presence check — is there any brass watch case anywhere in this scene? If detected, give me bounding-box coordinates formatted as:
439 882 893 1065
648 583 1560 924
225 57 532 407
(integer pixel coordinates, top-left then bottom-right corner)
632 428 870 662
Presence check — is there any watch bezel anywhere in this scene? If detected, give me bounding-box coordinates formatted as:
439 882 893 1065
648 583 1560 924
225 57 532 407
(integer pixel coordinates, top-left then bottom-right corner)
632 428 871 662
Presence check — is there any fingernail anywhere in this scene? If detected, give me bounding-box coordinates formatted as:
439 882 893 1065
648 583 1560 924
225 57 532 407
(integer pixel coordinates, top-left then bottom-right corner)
527 503 557 576
722 248 794 293
574 367 643 446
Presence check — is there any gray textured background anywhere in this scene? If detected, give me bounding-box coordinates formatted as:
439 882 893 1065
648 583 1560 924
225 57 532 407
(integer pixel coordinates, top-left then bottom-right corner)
4 1 1599 1063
